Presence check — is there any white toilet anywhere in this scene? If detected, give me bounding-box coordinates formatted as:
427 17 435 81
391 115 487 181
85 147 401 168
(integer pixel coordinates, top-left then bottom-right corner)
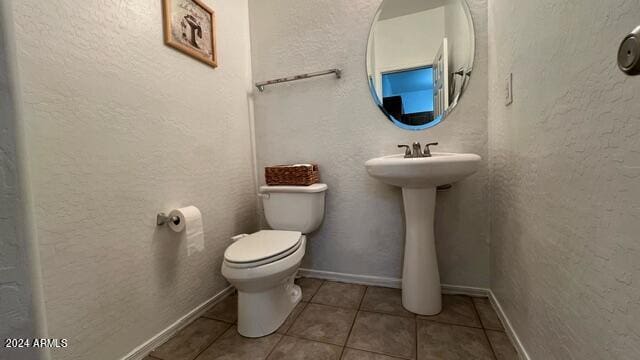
221 183 327 338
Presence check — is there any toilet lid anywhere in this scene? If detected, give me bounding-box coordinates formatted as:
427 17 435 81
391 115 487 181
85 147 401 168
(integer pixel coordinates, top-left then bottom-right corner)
224 230 302 264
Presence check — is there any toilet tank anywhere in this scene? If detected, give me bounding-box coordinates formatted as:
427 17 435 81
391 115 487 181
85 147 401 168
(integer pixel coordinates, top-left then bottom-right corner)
260 183 327 234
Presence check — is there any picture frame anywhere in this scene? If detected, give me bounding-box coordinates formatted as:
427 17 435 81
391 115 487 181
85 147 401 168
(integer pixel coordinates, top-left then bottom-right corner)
162 0 217 68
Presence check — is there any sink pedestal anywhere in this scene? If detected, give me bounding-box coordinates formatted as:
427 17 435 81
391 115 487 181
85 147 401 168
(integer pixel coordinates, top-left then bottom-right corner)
401 187 441 315
365 152 482 315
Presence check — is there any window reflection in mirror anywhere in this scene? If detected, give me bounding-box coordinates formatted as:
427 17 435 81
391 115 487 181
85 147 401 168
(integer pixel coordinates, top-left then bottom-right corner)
366 0 475 131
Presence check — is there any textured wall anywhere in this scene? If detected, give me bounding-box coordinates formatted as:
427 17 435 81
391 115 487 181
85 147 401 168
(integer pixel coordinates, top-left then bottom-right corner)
0 3 39 359
488 0 640 358
249 0 489 287
9 0 257 359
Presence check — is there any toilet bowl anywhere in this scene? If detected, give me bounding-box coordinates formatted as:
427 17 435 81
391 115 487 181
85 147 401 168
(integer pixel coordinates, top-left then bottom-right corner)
222 231 305 337
221 183 327 338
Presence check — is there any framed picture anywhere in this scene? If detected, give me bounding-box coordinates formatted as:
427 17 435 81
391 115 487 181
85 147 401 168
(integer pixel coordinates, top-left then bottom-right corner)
162 0 217 68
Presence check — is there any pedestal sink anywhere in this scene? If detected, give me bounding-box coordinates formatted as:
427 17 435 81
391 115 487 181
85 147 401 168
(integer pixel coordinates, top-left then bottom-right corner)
365 152 481 315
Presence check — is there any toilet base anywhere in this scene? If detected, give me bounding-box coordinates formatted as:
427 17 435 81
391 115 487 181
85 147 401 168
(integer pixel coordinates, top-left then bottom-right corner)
237 274 301 338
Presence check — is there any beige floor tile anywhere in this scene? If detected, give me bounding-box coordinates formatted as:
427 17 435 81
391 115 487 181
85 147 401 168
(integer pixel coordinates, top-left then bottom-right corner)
288 303 357 345
267 336 342 360
296 277 324 301
151 318 229 360
277 301 308 334
486 330 518 360
342 348 406 359
311 281 366 309
417 295 481 328
360 287 414 318
347 311 416 359
195 326 281 360
472 297 504 331
416 320 494 360
203 293 237 324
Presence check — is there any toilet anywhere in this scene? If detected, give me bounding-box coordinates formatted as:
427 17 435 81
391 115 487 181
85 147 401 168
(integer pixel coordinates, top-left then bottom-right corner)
221 183 327 338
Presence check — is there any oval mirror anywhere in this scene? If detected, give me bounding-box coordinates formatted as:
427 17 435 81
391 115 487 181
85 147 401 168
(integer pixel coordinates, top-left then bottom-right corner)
366 0 475 130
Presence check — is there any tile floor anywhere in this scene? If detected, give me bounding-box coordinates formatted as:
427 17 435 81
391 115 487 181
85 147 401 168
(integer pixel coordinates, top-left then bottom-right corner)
146 278 519 360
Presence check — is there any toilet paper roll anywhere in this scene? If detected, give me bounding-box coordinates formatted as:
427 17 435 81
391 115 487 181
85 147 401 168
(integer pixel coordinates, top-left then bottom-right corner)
169 206 204 255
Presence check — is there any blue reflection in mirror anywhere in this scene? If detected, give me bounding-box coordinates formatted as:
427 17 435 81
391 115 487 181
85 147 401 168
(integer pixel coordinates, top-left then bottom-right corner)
379 67 440 130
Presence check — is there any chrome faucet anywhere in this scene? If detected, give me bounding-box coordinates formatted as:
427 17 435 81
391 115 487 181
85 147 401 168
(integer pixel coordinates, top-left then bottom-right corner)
397 142 439 158
412 142 422 157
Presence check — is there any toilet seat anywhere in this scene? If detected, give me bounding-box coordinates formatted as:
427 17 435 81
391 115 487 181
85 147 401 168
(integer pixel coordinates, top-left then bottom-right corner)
224 230 302 269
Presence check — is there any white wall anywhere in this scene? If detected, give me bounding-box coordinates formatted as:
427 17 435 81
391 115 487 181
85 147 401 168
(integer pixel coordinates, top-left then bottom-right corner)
6 0 257 359
488 0 640 358
375 8 445 71
249 0 489 287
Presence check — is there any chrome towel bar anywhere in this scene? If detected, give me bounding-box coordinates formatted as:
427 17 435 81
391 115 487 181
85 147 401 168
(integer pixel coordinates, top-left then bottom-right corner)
255 68 342 92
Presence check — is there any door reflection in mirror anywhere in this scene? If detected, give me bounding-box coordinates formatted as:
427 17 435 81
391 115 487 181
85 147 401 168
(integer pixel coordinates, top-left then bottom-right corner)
366 0 475 131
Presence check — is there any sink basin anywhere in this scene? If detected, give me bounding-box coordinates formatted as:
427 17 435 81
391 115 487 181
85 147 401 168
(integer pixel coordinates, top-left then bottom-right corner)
365 151 481 315
365 152 481 188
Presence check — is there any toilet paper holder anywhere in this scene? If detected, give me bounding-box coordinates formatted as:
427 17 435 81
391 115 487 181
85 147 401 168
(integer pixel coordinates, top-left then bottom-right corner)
156 212 181 226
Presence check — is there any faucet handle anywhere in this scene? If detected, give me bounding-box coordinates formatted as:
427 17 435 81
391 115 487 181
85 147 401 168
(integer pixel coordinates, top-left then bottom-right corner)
423 142 439 157
397 144 411 157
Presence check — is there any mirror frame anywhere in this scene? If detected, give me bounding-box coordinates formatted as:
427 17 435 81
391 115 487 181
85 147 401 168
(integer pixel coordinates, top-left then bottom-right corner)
365 0 476 131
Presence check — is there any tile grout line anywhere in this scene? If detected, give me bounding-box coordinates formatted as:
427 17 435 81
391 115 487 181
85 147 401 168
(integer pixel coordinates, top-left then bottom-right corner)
190 321 233 360
265 286 320 358
340 287 414 359
362 308 482 331
264 332 286 360
416 317 484 330
306 279 326 303
279 300 308 334
339 346 346 360
199 315 235 324
200 291 237 324
471 298 499 360
285 283 359 349
308 292 413 319
282 331 346 348
292 300 309 324
343 346 410 360
147 291 237 360
339 285 369 359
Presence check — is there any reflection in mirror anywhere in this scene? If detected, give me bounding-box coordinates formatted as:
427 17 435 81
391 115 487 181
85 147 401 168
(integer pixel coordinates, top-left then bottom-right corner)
366 0 475 130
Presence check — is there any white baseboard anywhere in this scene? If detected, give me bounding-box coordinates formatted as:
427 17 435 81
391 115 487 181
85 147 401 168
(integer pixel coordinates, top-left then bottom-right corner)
298 268 402 288
440 284 490 297
299 269 530 360
488 290 531 360
121 285 235 360
299 268 489 298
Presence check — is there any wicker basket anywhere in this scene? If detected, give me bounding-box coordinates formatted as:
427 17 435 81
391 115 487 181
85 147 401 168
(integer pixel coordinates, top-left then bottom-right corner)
265 164 319 186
